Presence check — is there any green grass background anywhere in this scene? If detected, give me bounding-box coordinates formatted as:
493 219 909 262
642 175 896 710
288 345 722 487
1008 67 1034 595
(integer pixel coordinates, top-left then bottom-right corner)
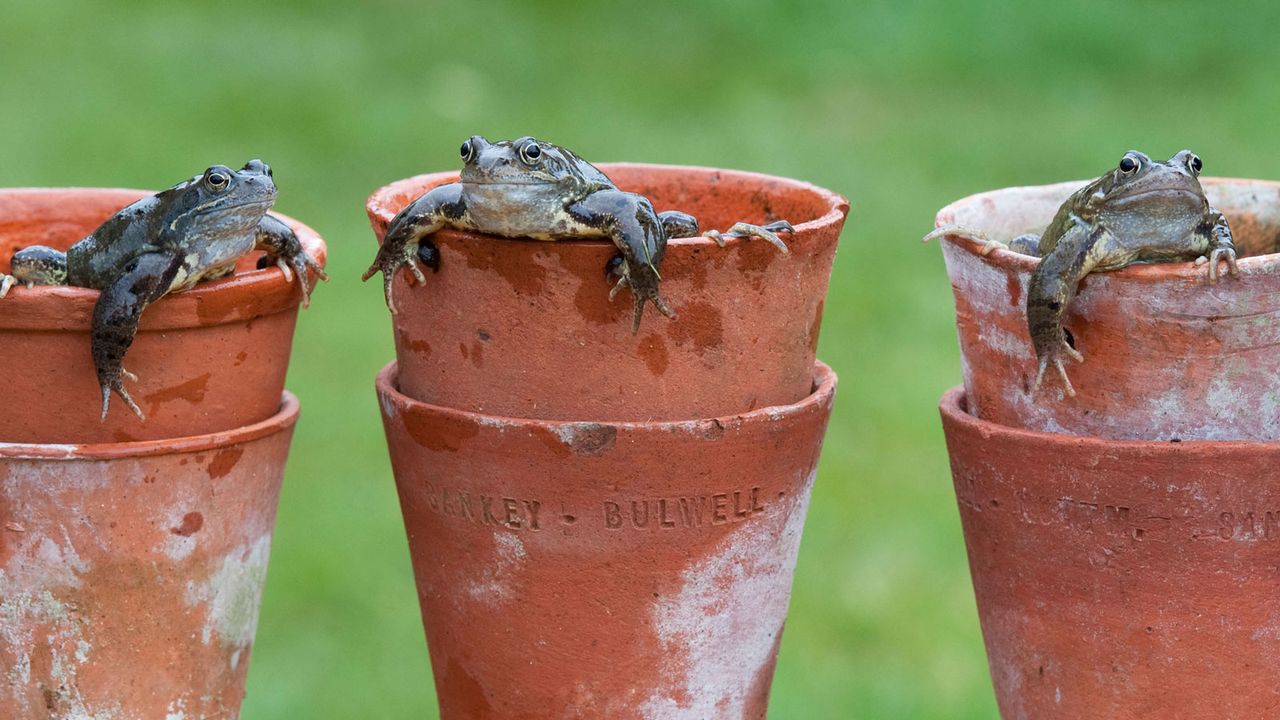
3 1 1278 717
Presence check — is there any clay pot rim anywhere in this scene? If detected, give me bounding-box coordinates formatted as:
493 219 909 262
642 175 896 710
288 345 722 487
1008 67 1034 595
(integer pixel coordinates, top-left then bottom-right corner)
0 391 299 460
941 385 1280 451
931 176 1280 282
0 187 328 330
377 359 837 428
365 162 850 248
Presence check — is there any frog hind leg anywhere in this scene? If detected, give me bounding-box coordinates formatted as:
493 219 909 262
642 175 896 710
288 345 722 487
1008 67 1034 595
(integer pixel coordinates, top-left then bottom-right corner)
922 224 1010 256
362 183 465 314
1026 224 1109 399
703 220 793 253
93 251 183 421
254 215 329 308
1008 234 1042 256
6 245 70 296
606 253 676 332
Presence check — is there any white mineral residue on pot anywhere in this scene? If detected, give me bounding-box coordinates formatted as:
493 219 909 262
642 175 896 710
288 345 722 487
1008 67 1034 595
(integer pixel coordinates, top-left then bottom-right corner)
165 698 187 720
640 471 815 719
185 534 272 650
465 531 526 606
161 507 200 562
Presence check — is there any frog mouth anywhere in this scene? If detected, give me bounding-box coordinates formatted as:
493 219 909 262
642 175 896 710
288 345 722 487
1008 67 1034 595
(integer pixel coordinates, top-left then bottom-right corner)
1111 186 1202 204
193 198 275 216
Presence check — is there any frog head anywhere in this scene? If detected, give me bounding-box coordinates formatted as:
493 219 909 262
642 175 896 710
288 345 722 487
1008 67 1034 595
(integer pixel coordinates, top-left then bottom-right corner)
165 160 278 243
458 135 612 198
1087 150 1207 221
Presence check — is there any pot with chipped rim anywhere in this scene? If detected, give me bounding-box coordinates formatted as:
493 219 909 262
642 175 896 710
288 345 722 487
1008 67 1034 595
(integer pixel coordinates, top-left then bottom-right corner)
366 163 847 421
376 360 836 719
0 392 298 719
932 177 1280 441
0 188 326 443
940 385 1280 718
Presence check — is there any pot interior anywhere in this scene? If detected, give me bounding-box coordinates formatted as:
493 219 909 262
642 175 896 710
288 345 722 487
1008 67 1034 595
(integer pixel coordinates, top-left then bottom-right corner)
942 178 1280 259
0 189 290 274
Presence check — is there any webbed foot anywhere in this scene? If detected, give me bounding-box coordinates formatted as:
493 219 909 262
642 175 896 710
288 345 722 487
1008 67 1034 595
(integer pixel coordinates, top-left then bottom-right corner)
607 253 676 333
361 239 438 314
704 220 793 253
100 368 144 421
923 224 1010 256
257 250 329 307
1196 246 1240 284
1032 340 1084 398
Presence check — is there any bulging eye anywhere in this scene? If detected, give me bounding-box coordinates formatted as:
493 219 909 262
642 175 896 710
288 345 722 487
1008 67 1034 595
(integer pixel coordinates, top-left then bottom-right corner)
520 142 542 164
460 140 474 162
1188 154 1203 174
207 172 229 190
1118 155 1140 174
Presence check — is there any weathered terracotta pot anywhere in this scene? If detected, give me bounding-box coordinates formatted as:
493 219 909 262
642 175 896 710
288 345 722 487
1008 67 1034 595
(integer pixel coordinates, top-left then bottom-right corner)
933 178 1280 441
0 392 298 719
0 188 326 444
376 360 835 719
367 164 847 421
940 386 1280 719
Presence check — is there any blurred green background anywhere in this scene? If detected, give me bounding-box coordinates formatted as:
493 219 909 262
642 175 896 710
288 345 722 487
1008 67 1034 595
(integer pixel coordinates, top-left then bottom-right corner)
3 1 1278 717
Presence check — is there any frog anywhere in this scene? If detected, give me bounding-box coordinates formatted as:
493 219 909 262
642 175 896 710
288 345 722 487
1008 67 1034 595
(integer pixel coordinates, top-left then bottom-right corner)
925 150 1238 397
0 159 327 420
362 135 794 332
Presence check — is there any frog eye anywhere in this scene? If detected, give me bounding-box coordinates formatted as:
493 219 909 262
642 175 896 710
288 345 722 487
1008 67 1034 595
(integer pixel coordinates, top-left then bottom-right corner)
1188 154 1203 174
460 140 474 162
206 172 230 191
519 142 543 165
1118 155 1140 175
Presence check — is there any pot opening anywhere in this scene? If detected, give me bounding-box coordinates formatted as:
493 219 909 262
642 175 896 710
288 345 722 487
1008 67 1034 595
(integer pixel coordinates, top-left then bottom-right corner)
940 178 1280 260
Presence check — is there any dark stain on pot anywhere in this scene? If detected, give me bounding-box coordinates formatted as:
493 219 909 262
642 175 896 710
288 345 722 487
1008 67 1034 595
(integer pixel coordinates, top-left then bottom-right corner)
477 329 491 342
572 271 629 326
639 333 669 376
404 412 479 452
143 373 211 415
207 447 245 479
463 241 546 296
531 424 618 457
442 657 494 719
234 350 248 367
470 340 484 368
669 301 724 355
170 512 204 537
1006 272 1022 307
736 240 779 276
399 330 432 357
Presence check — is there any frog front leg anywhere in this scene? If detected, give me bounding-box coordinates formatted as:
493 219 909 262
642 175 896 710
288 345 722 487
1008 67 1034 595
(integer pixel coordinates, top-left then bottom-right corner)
361 183 466 313
571 190 675 333
254 214 329 307
1192 207 1239 283
93 251 184 420
1026 223 1111 398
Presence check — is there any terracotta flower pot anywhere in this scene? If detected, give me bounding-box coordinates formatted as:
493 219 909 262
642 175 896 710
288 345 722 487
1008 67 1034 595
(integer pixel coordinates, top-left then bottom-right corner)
376 360 836 719
0 188 326 444
939 386 1280 718
367 164 847 421
933 177 1280 441
0 392 298 719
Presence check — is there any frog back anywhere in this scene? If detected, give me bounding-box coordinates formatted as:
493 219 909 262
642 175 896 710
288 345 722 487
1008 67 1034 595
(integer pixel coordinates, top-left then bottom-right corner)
66 194 170 290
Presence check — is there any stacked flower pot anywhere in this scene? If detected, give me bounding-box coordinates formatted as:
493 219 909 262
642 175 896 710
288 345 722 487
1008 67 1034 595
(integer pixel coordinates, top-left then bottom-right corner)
0 188 325 718
933 178 1280 717
367 164 847 718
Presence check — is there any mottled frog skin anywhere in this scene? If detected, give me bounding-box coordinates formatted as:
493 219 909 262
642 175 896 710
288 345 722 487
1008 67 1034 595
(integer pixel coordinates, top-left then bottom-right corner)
926 150 1237 397
1 160 327 419
363 135 793 332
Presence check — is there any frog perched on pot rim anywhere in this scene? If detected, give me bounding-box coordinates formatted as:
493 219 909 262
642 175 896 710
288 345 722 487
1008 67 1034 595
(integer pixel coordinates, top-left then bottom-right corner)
0 160 327 420
363 135 794 332
925 149 1238 398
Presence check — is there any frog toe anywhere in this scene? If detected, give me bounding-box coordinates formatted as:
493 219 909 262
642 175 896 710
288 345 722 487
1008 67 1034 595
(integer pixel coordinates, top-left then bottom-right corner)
708 221 793 254
1031 341 1083 398
0 274 14 299
1202 247 1240 283
100 375 145 422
